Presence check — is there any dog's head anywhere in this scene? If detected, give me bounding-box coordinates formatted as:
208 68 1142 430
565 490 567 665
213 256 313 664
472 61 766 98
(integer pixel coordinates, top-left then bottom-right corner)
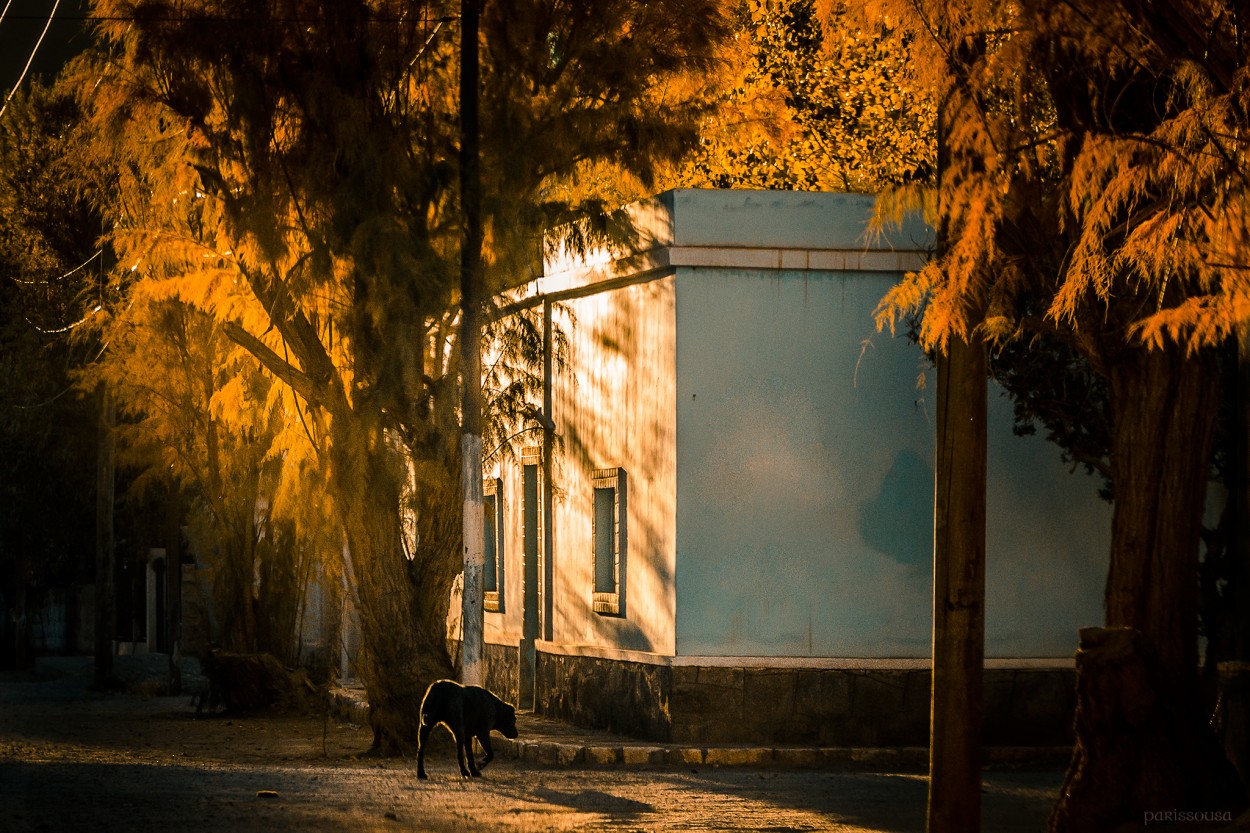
496 702 519 739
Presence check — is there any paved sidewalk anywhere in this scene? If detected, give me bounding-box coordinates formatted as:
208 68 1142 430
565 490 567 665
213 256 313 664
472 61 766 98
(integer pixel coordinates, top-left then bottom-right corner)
16 658 1246 831
329 683 1070 771
33 658 1071 772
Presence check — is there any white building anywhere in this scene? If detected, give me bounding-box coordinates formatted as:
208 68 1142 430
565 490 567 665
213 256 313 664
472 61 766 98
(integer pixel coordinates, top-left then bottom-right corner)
477 189 1109 745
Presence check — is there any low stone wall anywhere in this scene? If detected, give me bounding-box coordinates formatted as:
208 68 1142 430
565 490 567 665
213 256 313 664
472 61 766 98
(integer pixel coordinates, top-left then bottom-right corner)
982 667 1078 746
483 642 520 706
673 665 930 746
534 650 1076 747
536 652 674 740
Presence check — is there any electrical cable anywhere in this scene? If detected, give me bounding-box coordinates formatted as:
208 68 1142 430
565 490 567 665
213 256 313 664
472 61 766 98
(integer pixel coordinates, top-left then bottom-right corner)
25 302 101 335
7 249 102 285
0 0 63 120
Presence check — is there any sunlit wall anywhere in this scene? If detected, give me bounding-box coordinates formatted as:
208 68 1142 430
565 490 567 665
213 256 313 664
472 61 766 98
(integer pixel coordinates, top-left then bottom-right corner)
548 277 680 653
490 188 1110 664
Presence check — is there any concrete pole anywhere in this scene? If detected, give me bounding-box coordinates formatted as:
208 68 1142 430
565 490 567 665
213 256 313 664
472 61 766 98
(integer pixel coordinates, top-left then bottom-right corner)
458 0 485 687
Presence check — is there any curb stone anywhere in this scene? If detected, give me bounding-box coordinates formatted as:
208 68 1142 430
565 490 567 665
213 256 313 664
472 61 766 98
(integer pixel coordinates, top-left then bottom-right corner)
495 738 1069 769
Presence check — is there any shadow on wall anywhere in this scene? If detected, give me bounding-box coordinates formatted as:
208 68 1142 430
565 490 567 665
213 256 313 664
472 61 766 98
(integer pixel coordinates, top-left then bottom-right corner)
549 282 677 653
858 449 934 567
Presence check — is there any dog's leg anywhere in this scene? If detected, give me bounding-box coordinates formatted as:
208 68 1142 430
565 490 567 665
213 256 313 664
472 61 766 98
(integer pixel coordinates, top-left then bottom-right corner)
476 733 494 771
416 723 432 779
453 725 475 777
461 726 482 777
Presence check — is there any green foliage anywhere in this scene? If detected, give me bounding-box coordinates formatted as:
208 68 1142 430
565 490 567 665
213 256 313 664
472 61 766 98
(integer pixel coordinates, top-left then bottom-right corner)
988 332 1113 498
90 291 319 658
873 0 1250 356
868 0 1245 689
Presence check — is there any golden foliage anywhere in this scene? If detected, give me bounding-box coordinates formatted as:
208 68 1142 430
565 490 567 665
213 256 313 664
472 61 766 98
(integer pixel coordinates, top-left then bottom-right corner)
868 0 1250 356
677 0 936 193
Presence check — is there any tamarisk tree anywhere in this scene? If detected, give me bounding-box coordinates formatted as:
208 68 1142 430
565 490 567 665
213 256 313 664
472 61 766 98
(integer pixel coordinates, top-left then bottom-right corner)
79 0 725 752
869 0 1249 828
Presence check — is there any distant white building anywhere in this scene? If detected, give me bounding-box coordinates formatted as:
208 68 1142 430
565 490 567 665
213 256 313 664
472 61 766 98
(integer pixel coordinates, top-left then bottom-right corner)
476 188 1109 745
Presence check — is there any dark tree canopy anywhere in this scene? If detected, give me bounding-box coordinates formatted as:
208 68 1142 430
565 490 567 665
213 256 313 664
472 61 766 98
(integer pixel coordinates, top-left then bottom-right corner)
71 0 728 752
0 82 103 600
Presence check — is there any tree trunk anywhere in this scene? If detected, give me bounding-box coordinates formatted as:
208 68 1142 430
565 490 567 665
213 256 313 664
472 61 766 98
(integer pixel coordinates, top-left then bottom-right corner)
1050 345 1246 830
1105 347 1216 675
1225 330 1250 781
14 551 28 671
330 421 454 756
1052 628 1244 833
1234 330 1250 662
929 329 987 833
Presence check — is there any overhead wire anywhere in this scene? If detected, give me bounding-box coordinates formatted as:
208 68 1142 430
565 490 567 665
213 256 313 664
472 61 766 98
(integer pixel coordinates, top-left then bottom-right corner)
25 302 102 334
7 249 103 285
0 11 453 23
0 0 63 120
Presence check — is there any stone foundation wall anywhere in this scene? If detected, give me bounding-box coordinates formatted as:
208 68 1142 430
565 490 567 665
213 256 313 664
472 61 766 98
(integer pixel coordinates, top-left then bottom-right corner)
483 642 520 706
536 652 674 740
535 649 1076 747
982 667 1078 746
672 666 931 745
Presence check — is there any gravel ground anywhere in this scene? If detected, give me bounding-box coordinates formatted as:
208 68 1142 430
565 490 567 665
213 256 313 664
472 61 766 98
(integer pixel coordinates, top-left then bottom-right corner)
0 659 1067 832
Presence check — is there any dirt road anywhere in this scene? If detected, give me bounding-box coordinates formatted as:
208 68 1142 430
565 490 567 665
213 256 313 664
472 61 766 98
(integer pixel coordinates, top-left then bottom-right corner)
0 662 1063 832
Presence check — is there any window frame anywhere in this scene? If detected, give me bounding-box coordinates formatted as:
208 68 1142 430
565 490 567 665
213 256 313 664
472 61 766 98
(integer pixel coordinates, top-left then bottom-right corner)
591 467 626 616
483 476 503 613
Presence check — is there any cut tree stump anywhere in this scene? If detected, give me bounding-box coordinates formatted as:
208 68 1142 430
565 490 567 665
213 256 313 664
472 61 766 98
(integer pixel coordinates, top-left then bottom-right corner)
1049 627 1245 833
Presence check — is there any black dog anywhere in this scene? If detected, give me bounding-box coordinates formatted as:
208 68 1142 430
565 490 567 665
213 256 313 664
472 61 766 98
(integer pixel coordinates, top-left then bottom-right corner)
416 679 518 779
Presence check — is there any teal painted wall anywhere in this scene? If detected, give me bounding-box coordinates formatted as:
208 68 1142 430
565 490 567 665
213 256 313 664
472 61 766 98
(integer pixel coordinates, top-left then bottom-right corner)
673 268 1108 658
657 189 933 251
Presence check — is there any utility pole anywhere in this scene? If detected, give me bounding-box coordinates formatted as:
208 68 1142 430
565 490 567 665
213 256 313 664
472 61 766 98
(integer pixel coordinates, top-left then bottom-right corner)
458 0 485 687
928 328 987 832
926 53 987 826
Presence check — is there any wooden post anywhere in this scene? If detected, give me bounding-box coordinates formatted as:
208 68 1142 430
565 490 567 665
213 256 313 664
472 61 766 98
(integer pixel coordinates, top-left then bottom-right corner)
458 0 485 687
928 329 987 833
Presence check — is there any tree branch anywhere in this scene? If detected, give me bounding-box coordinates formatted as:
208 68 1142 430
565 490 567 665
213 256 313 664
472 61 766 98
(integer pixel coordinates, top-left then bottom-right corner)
221 320 318 405
235 259 340 394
